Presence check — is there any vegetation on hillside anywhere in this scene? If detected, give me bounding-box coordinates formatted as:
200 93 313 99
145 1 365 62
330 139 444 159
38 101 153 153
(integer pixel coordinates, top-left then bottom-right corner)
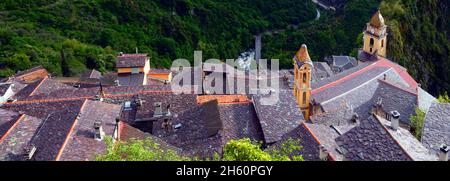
380 0 450 96
0 0 316 77
262 0 380 68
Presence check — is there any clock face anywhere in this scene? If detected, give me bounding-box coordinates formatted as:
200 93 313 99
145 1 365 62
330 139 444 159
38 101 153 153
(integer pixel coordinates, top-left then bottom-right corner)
370 28 375 34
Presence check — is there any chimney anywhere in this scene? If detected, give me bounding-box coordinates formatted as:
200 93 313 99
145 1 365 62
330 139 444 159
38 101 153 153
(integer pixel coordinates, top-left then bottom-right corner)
390 111 400 131
439 144 449 161
94 121 105 141
23 145 37 160
351 113 360 124
166 104 172 117
135 98 142 107
113 117 120 141
153 102 163 117
319 145 329 161
161 118 172 132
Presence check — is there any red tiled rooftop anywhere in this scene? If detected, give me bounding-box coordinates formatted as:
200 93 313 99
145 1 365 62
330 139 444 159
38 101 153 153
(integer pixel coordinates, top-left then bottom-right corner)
312 57 418 95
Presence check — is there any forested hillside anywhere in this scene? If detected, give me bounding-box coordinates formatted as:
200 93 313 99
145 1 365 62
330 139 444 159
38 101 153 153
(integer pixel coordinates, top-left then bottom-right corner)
0 0 316 76
0 0 448 96
380 0 450 96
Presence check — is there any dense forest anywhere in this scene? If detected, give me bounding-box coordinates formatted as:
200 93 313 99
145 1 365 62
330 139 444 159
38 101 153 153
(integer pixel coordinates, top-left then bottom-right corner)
380 0 450 96
0 0 448 96
0 0 316 76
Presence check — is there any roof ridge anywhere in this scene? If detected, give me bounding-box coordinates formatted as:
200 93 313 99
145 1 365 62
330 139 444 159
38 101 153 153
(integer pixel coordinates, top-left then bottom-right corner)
3 96 92 105
301 123 336 161
0 114 26 143
28 77 47 97
372 115 414 161
312 61 378 94
378 79 417 95
321 68 393 105
55 99 88 161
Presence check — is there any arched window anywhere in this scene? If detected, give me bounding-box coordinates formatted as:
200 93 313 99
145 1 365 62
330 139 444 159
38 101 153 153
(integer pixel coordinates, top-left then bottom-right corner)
303 73 307 83
370 38 374 47
381 39 384 47
302 92 307 104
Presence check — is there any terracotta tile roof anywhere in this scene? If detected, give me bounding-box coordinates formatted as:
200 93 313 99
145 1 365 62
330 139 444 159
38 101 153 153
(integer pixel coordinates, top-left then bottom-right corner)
335 115 412 161
252 90 305 143
117 74 145 86
0 84 11 96
152 100 224 158
0 109 21 142
22 87 99 101
303 123 346 160
58 100 121 161
313 66 418 125
218 103 264 143
13 66 47 78
80 69 102 79
119 122 181 153
0 100 86 160
313 67 390 103
22 78 76 98
149 69 171 74
197 95 250 104
116 54 148 68
422 102 450 159
376 115 437 161
0 114 44 161
12 78 45 100
133 93 197 122
269 124 321 161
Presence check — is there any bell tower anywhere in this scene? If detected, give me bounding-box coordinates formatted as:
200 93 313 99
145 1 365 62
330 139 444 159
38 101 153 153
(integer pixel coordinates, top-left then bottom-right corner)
363 10 387 57
293 44 313 121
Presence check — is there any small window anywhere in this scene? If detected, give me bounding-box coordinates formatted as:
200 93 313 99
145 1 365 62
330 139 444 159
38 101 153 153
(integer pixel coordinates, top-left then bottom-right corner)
303 73 307 83
302 92 307 104
381 39 384 48
370 38 374 46
131 68 140 74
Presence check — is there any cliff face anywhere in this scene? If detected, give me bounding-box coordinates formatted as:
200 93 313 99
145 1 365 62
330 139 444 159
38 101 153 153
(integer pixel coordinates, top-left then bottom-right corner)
381 0 450 96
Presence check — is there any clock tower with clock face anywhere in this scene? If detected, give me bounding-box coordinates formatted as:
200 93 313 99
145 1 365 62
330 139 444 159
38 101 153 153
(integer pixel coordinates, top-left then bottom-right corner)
363 10 387 57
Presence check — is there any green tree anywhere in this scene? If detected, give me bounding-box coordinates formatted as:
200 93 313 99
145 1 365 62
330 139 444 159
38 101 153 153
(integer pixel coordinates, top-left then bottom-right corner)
9 53 31 70
437 92 450 103
95 137 187 161
221 138 304 161
222 138 272 161
410 108 426 140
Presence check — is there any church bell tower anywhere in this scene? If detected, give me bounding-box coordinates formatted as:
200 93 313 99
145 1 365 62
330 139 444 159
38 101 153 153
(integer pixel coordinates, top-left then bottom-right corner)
293 44 313 121
363 10 388 57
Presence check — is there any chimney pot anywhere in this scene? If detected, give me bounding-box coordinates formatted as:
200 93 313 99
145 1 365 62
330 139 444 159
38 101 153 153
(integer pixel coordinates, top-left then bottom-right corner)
439 144 449 161
319 145 329 161
166 104 172 117
390 111 400 131
94 121 105 141
153 102 163 117
23 145 37 160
